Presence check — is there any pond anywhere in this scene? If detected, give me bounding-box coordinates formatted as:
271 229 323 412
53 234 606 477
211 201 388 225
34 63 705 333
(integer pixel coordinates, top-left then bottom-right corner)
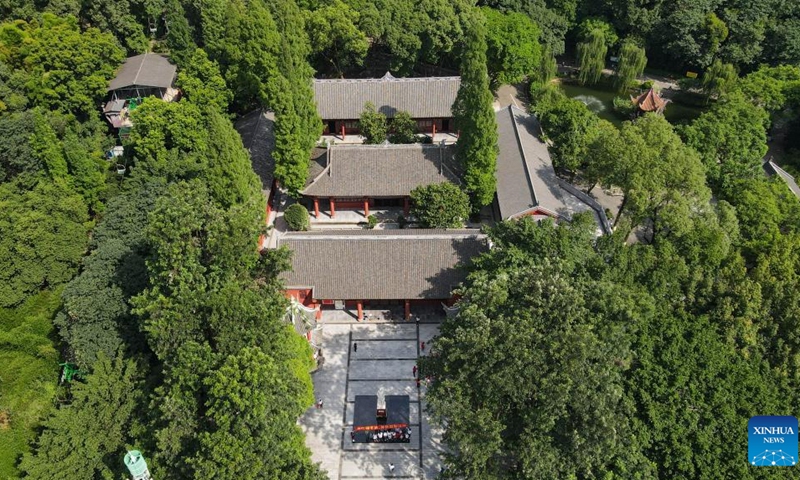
559 82 704 127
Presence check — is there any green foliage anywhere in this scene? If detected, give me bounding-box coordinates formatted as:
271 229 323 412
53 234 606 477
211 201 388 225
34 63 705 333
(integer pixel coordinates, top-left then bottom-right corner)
530 45 557 93
284 203 311 231
0 181 89 307
614 39 647 92
481 7 542 88
359 101 388 144
78 0 147 54
388 110 418 144
164 0 197 67
577 28 607 86
19 352 144 480
576 16 618 48
680 93 769 194
737 64 800 112
367 214 378 228
453 12 498 211
0 290 60 478
193 346 322 480
0 14 124 118
56 182 163 368
177 49 232 113
535 89 600 172
305 0 369 75
409 182 470 228
702 59 738 101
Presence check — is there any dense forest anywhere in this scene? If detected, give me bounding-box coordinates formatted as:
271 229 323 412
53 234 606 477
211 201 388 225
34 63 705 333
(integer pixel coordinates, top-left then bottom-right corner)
0 0 799 478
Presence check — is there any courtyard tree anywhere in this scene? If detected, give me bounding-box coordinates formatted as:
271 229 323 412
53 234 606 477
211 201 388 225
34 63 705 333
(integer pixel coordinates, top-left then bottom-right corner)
577 28 608 86
359 102 388 144
284 203 310 231
453 12 498 212
614 39 647 92
389 111 418 144
409 182 470 228
304 0 369 76
536 91 600 173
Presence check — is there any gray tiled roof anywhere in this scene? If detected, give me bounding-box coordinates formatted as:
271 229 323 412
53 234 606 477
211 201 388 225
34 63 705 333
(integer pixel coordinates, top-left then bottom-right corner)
763 160 800 198
279 230 487 300
495 106 596 221
235 110 275 196
313 72 460 119
302 143 459 197
108 53 176 91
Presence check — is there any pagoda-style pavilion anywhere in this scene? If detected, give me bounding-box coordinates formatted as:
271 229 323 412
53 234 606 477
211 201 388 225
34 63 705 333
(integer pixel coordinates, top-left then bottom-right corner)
631 87 668 114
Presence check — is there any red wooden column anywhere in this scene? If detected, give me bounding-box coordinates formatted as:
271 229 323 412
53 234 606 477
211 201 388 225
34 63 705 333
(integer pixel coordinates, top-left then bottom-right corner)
341 124 346 140
432 122 436 139
403 197 410 216
357 301 363 321
364 198 370 217
313 197 320 218
404 300 411 320
329 198 336 218
315 307 322 321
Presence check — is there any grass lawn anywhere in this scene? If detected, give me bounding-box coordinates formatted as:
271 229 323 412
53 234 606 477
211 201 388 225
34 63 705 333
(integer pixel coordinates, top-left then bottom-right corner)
0 290 62 478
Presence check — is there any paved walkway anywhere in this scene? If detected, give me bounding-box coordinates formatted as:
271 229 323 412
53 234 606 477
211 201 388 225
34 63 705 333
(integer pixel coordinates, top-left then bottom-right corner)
299 321 444 479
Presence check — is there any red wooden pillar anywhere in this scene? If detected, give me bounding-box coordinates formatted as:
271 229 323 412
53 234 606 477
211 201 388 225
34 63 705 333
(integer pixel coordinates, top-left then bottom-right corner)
357 300 363 321
364 198 369 217
329 198 336 218
341 123 346 141
266 202 271 218
315 307 322 321
432 122 436 139
404 300 410 320
313 197 320 218
403 197 410 215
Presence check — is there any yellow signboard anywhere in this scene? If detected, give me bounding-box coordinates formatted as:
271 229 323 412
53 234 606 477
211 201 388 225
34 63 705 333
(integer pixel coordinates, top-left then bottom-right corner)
686 71 698 78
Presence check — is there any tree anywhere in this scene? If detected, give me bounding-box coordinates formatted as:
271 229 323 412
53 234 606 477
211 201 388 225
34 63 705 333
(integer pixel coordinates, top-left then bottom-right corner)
536 91 600 173
614 38 647 92
177 49 232 113
192 347 322 480
389 110 418 144
530 45 556 93
481 7 542 89
453 13 498 211
736 64 800 112
164 0 197 67
576 16 618 48
359 102 388 144
19 353 144 480
284 203 310 231
409 182 470 228
0 14 125 117
0 181 89 307
421 219 653 478
577 28 607 86
680 93 769 194
701 59 738 102
304 0 369 76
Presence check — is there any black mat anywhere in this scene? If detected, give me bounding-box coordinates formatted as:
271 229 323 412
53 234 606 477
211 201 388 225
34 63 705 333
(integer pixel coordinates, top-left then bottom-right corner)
352 395 378 443
385 395 410 425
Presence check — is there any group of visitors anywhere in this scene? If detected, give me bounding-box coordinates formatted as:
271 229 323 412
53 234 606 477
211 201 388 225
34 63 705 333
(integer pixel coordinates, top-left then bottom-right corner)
369 426 411 443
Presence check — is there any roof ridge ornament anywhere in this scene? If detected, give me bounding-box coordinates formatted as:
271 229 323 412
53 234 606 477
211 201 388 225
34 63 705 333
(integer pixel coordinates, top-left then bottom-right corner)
381 72 396 81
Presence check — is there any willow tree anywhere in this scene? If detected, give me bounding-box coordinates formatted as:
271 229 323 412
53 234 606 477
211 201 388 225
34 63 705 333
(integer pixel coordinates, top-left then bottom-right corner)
577 29 607 86
702 59 738 102
614 39 647 92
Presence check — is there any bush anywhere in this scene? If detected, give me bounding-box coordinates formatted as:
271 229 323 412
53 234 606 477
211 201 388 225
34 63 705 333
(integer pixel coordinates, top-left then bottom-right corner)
389 111 418 144
612 96 636 119
284 204 310 231
640 80 655 90
367 214 378 229
409 183 470 228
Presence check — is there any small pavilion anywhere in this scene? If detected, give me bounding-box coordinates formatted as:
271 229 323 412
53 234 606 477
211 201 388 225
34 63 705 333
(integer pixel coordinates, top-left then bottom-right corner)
631 87 668 115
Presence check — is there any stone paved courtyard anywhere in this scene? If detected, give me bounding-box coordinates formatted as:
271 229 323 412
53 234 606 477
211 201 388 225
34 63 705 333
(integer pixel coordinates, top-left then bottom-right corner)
299 320 444 479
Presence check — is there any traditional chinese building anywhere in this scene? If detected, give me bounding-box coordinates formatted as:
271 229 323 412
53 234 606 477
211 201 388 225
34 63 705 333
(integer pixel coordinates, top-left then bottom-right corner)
495 105 611 234
313 73 460 137
103 53 179 132
280 230 487 320
631 87 668 115
301 143 459 218
763 159 800 199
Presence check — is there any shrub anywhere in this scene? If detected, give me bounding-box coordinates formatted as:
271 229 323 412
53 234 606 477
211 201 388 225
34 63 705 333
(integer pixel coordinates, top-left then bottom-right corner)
367 214 378 229
612 96 636 119
284 204 310 231
389 111 418 144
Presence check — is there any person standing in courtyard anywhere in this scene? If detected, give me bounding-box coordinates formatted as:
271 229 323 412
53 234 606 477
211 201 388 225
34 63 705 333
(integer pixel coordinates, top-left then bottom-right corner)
389 463 395 473
353 342 357 353
413 365 417 377
421 341 425 351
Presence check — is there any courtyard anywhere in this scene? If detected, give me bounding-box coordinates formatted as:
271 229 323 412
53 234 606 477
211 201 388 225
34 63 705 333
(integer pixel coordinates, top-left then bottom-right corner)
299 317 444 479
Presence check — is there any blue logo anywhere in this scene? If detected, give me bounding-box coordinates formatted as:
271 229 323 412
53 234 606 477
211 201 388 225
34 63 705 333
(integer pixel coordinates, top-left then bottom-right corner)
749 416 798 467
